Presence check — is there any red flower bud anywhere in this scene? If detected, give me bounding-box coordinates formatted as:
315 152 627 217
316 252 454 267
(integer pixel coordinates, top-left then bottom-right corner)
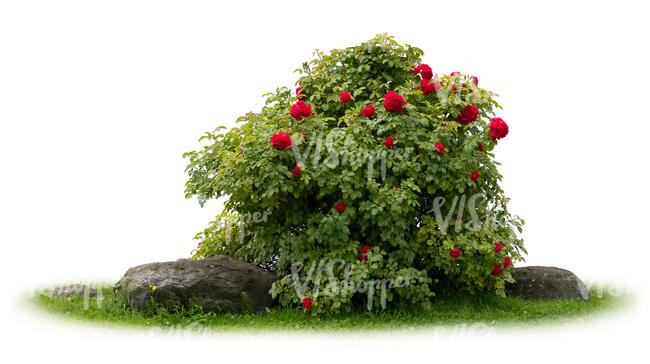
385 136 395 149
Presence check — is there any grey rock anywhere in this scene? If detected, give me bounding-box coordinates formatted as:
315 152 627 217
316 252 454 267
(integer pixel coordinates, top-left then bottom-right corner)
506 266 590 301
114 255 277 313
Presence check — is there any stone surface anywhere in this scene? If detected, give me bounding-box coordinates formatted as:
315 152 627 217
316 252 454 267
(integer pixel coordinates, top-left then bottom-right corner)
506 266 590 301
114 255 277 313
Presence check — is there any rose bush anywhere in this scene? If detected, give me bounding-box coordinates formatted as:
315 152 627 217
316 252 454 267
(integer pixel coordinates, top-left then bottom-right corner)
184 34 525 314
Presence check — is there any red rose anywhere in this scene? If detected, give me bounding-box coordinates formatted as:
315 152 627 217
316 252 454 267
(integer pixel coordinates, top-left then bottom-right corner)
504 256 512 269
491 265 503 276
335 202 346 213
290 100 312 121
385 136 394 149
489 117 509 140
494 242 503 253
450 248 461 259
420 64 433 80
458 105 479 124
413 64 433 80
478 143 484 152
432 82 441 94
471 170 479 181
420 79 429 94
358 245 371 262
383 91 406 112
420 79 441 95
360 104 375 118
434 142 445 154
340 91 351 103
292 165 301 178
271 132 292 150
391 185 399 189
302 297 312 310
472 261 476 265
472 76 479 86
450 71 460 76
421 65 433 80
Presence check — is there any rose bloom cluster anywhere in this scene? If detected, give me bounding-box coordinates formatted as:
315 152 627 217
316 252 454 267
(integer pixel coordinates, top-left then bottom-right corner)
413 64 433 80
415 64 440 96
290 100 312 121
383 90 406 112
270 66 512 285
278 70 509 186
270 132 292 150
360 104 375 118
458 105 479 124
420 79 441 95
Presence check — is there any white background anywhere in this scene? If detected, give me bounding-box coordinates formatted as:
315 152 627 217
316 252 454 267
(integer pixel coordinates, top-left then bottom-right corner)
1 0 648 362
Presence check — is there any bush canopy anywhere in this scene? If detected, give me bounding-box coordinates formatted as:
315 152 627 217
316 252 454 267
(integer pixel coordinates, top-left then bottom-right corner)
184 34 525 314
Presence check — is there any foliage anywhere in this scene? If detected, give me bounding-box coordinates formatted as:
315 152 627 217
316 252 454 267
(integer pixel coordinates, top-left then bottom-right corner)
184 34 525 314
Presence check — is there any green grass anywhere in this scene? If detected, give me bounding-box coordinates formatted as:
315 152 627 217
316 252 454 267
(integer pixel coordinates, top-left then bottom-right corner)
28 285 628 332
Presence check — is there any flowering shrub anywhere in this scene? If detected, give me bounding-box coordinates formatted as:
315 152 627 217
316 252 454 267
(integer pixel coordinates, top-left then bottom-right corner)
185 34 525 314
